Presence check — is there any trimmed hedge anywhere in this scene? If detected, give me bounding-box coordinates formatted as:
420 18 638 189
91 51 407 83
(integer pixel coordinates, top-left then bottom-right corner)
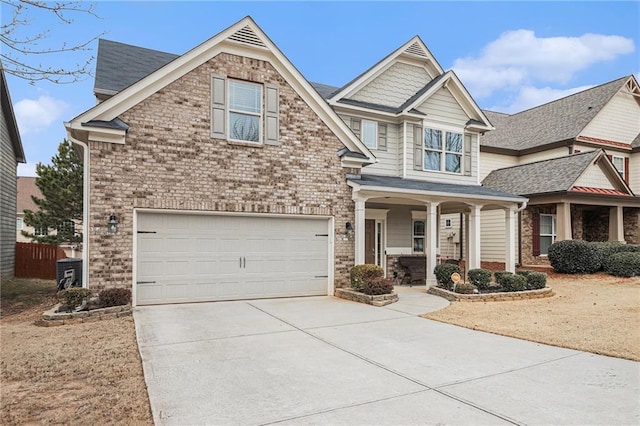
58 287 93 311
493 271 512 286
362 277 395 295
548 240 602 274
434 263 460 290
467 268 491 290
591 242 640 272
516 270 534 278
607 252 640 277
350 264 384 291
98 288 132 307
454 282 477 294
500 274 527 292
526 272 547 290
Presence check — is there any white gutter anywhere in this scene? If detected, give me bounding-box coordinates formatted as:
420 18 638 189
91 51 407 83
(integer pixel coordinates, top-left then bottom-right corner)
65 128 89 289
517 200 528 212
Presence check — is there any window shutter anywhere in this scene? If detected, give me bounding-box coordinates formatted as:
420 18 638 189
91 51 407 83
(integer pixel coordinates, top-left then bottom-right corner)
264 85 279 145
464 134 472 176
211 74 227 139
350 118 361 139
378 123 387 151
413 125 423 170
624 157 629 184
532 212 540 256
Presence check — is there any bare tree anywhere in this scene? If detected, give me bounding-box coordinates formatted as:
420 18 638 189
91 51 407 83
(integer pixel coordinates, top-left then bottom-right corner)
1 0 103 84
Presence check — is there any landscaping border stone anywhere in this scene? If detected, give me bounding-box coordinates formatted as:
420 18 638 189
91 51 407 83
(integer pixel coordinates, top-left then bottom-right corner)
41 304 132 326
335 288 398 307
427 286 554 302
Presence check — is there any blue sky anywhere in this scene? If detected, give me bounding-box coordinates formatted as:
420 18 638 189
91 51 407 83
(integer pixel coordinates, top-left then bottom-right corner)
4 1 639 176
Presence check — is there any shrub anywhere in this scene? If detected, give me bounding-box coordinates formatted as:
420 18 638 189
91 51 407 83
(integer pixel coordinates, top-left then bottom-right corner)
98 288 132 307
454 282 477 294
516 269 534 278
467 268 491 290
607 252 640 277
526 272 547 290
434 263 460 290
500 274 527 292
493 271 512 286
592 242 640 272
350 264 384 291
57 287 93 311
548 240 602 274
362 277 395 295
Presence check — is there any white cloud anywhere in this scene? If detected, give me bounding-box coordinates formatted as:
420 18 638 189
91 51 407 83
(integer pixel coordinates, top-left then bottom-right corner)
17 163 38 177
454 30 634 98
14 96 68 135
491 85 594 114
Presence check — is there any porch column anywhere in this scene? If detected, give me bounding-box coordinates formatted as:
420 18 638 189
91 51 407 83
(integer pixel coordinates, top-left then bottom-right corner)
463 211 470 270
468 204 481 270
608 206 624 242
556 202 572 241
354 197 366 265
505 207 516 273
426 201 440 287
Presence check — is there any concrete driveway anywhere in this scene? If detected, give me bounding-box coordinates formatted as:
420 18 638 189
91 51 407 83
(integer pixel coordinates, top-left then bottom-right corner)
134 294 640 425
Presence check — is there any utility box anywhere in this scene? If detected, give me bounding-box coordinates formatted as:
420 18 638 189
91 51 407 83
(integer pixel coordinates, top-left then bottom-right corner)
56 258 83 288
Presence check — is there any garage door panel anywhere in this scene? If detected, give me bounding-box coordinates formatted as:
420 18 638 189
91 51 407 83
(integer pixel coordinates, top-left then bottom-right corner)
136 213 330 305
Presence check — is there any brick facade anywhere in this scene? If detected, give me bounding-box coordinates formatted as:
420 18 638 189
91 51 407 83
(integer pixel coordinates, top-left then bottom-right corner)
520 204 556 266
87 53 356 292
624 207 640 244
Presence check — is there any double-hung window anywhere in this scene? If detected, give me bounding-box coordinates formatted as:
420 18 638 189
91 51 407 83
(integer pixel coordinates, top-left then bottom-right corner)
423 128 463 173
612 156 625 180
412 220 425 253
445 132 463 173
34 225 48 236
539 214 556 256
361 120 378 149
228 80 262 143
16 218 23 230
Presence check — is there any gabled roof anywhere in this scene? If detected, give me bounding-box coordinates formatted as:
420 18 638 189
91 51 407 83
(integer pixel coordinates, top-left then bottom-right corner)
0 66 25 163
329 36 444 102
66 17 374 163
482 149 633 196
481 76 633 153
310 82 340 99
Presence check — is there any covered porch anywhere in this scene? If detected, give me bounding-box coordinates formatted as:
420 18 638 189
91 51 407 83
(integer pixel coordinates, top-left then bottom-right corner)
348 175 527 286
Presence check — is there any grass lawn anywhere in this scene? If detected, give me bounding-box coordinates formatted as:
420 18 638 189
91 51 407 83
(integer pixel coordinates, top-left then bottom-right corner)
0 278 152 425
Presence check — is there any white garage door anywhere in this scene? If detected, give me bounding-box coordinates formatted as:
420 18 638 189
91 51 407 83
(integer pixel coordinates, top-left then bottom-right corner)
136 212 330 305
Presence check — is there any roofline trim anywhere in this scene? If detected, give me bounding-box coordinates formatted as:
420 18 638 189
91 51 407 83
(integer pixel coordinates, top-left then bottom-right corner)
0 68 26 163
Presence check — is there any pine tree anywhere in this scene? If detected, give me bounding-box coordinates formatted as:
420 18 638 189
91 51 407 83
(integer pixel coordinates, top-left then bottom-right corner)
23 139 83 245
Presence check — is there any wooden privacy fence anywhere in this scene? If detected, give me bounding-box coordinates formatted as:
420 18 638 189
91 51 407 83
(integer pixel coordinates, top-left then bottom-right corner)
15 242 67 280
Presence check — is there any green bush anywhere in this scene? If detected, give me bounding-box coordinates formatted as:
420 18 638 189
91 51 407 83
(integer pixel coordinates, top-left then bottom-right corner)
454 282 477 294
548 240 602 274
516 269 534 278
57 287 93 311
607 252 640 277
434 263 461 290
526 272 547 290
467 268 491 290
493 271 512 286
500 274 527 292
362 277 395 295
350 264 384 291
98 288 132 307
592 242 640 272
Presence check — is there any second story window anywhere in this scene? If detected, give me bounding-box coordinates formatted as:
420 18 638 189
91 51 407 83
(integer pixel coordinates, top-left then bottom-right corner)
423 128 463 174
361 120 378 149
612 156 625 180
228 80 262 143
349 118 387 151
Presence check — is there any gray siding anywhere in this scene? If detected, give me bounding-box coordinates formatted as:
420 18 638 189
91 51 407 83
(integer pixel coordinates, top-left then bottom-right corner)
351 62 431 108
0 108 18 279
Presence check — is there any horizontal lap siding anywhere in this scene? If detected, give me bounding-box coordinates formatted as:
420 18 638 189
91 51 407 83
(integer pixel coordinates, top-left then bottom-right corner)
581 92 640 144
0 113 17 279
479 152 518 181
361 122 400 176
519 147 571 165
630 154 640 194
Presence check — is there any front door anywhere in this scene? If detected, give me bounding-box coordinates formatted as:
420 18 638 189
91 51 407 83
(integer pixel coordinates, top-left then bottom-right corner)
365 219 375 264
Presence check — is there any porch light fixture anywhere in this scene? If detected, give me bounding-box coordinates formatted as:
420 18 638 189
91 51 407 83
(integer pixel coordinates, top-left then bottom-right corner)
346 222 354 237
107 214 119 234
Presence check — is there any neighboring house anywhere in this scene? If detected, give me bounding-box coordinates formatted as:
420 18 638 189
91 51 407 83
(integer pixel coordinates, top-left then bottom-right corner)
64 17 524 306
0 66 26 280
480 76 640 266
16 177 82 257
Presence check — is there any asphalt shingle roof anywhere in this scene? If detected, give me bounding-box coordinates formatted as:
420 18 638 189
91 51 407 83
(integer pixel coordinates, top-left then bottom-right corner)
351 174 525 200
481 77 630 152
94 39 179 95
310 82 340 99
482 150 599 196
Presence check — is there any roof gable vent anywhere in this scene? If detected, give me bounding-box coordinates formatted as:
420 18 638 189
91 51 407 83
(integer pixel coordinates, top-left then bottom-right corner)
228 25 267 48
404 42 427 58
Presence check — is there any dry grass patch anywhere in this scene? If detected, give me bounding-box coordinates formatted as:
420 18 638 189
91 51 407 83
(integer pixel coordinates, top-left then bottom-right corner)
1 278 152 425
424 274 640 361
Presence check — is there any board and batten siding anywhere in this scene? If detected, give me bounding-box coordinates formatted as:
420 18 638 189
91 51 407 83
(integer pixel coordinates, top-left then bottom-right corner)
351 62 431 108
580 91 640 144
630 153 640 194
0 111 18 279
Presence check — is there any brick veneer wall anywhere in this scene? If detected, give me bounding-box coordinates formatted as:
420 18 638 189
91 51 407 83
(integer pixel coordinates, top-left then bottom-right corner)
520 205 556 266
624 207 640 244
87 53 356 292
583 207 609 242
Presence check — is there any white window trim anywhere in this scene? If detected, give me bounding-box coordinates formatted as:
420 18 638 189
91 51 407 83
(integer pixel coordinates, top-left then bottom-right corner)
228 79 263 144
422 126 465 174
34 226 48 236
361 119 378 149
16 218 23 230
444 218 452 229
412 218 425 254
612 155 625 179
539 214 557 257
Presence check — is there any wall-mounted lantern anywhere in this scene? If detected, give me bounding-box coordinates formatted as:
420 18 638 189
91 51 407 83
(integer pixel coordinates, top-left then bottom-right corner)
107 214 119 234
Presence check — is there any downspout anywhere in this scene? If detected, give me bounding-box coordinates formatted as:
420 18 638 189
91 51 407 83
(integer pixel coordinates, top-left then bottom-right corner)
66 130 89 289
402 121 407 178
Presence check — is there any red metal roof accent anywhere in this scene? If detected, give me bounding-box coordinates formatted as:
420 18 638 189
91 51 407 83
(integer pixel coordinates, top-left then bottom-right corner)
571 186 630 196
576 136 631 149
